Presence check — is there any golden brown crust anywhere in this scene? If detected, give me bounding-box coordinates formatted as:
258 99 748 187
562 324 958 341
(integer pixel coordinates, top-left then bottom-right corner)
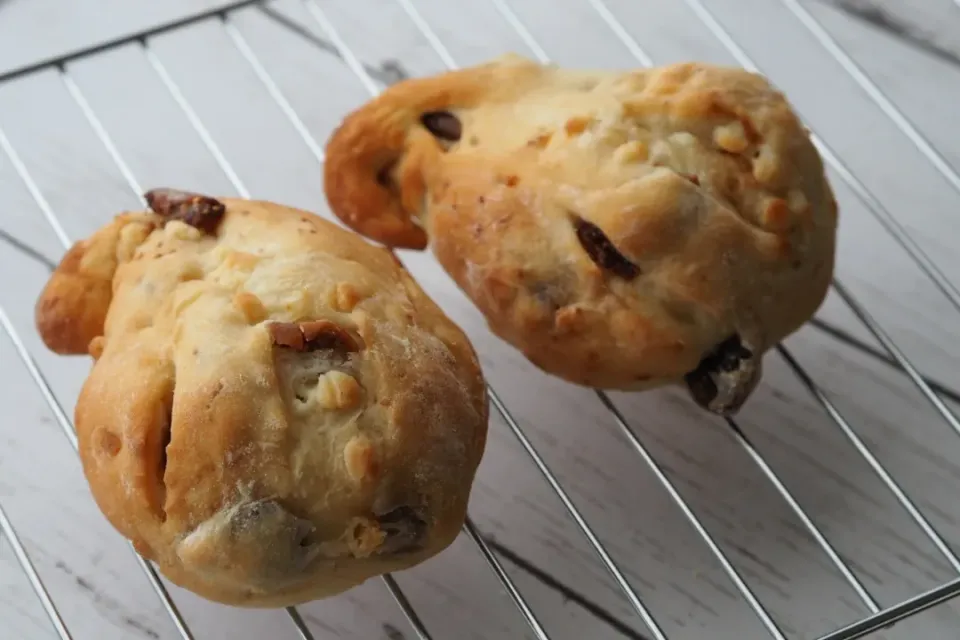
35 213 158 355
35 192 488 607
323 55 838 414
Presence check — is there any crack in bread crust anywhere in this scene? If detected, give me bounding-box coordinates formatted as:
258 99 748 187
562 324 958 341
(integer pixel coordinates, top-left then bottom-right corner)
323 55 838 413
34 194 489 607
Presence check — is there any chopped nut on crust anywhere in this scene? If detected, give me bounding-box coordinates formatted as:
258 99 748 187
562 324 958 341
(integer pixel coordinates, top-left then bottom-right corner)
713 121 749 153
333 283 363 312
343 435 378 484
564 116 591 136
613 140 648 164
233 291 268 324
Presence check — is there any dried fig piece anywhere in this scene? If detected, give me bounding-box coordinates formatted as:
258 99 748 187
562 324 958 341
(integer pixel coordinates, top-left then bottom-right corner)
572 216 641 280
300 320 360 352
683 333 760 415
230 500 316 551
268 320 360 353
420 111 462 142
376 505 426 555
144 188 226 234
178 498 319 591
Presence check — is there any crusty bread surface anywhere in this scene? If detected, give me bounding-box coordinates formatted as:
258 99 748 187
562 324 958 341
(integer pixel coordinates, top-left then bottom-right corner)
323 54 838 414
35 189 489 607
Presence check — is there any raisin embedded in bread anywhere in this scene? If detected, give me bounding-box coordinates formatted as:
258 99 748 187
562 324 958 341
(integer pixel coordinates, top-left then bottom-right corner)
323 54 838 415
34 189 489 607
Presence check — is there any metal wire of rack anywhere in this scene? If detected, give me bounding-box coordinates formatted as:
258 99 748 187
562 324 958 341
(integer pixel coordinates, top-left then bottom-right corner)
1 1 959 639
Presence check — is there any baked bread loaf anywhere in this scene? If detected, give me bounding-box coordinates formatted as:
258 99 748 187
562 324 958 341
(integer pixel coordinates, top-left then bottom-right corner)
34 189 488 607
323 54 838 415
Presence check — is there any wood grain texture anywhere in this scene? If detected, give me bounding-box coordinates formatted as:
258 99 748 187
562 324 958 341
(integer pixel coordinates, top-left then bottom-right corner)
818 0 960 64
2 1 960 639
0 0 247 76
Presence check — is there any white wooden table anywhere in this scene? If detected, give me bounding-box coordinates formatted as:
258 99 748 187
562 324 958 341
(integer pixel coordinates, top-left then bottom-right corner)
3 1 960 639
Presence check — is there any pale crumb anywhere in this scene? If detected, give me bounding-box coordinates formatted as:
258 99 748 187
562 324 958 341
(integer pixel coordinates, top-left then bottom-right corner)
315 371 362 410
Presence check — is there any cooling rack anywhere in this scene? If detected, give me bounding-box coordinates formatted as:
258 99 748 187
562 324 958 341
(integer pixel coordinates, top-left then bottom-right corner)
2 1 960 639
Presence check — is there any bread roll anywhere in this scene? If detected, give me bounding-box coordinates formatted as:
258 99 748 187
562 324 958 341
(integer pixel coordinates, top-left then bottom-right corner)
323 54 838 415
35 188 489 607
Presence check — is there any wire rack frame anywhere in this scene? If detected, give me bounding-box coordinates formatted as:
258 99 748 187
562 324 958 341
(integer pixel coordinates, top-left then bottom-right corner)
0 1 958 639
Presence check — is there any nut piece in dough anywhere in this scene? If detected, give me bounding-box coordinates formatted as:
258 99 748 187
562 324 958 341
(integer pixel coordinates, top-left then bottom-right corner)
33 191 489 607
322 55 838 415
315 371 363 410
